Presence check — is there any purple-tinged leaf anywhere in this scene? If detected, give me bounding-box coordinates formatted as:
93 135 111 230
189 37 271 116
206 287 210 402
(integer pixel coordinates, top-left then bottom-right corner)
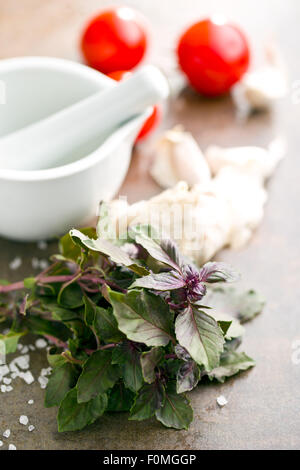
129 381 165 421
199 262 239 283
140 347 164 383
130 271 185 291
177 360 200 393
129 225 182 272
175 305 224 370
174 344 192 362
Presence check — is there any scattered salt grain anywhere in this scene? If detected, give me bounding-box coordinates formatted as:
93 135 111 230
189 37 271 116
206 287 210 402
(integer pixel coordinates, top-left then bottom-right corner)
41 367 52 377
19 415 29 426
35 338 47 349
3 377 11 385
29 345 35 351
11 372 18 379
21 346 29 354
217 395 228 407
3 429 10 438
20 371 34 385
9 257 22 271
28 399 34 405
1 385 6 392
37 240 47 250
31 257 40 269
38 376 48 389
8 444 16 450
0 365 9 376
0 440 3 447
28 425 35 432
39 259 49 270
6 386 13 392
12 355 30 370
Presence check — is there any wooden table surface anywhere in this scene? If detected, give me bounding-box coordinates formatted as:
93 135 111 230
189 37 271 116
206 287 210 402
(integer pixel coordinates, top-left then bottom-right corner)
0 0 300 450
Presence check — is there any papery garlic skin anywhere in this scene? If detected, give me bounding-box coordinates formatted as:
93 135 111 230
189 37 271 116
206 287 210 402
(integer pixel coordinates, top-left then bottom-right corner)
150 127 211 188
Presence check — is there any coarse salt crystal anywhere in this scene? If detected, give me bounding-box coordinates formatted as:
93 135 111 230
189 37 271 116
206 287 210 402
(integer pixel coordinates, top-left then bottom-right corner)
217 395 228 407
31 257 40 269
38 376 48 389
37 240 47 250
19 415 29 426
0 440 3 447
28 425 35 432
28 399 34 405
0 365 9 376
35 338 47 349
21 346 29 354
3 377 11 385
8 444 16 450
3 429 10 438
39 259 49 270
6 386 13 392
9 257 22 270
20 371 34 385
1 385 6 392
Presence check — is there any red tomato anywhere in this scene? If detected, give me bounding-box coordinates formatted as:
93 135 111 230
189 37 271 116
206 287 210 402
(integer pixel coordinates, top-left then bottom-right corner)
107 70 162 141
177 18 250 96
81 7 148 74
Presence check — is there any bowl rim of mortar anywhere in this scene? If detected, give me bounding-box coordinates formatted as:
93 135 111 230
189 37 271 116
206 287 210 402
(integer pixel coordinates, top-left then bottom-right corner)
0 56 149 183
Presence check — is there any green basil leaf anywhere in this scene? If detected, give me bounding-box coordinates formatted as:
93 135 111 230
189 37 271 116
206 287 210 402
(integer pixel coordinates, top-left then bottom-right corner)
57 388 107 432
129 382 165 421
155 381 193 430
107 383 135 412
77 350 120 403
140 347 164 384
112 341 143 392
93 306 124 343
207 351 256 383
205 287 265 324
70 229 149 276
45 362 79 408
175 305 224 370
109 289 174 347
0 331 25 354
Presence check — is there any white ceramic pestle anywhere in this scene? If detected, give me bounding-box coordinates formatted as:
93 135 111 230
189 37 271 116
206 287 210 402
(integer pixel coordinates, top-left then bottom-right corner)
0 65 169 171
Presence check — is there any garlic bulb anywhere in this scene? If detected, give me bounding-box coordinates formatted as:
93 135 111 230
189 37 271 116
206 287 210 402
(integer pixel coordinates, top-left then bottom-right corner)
233 44 287 111
150 126 211 188
109 134 285 265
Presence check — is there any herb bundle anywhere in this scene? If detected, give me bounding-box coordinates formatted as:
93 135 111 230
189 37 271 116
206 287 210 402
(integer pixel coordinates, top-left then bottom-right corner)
0 223 264 432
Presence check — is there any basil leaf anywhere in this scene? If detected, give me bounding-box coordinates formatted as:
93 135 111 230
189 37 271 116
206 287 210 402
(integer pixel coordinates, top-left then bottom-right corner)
175 305 224 370
155 382 193 430
107 383 135 412
45 362 79 408
205 286 265 324
93 306 124 343
207 351 256 383
109 289 174 347
77 350 120 403
199 262 239 283
129 382 165 421
59 228 97 263
140 347 164 384
112 341 143 392
26 315 72 342
58 283 84 309
130 271 185 291
130 225 182 272
57 388 107 432
0 331 25 354
70 229 149 276
176 360 200 393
